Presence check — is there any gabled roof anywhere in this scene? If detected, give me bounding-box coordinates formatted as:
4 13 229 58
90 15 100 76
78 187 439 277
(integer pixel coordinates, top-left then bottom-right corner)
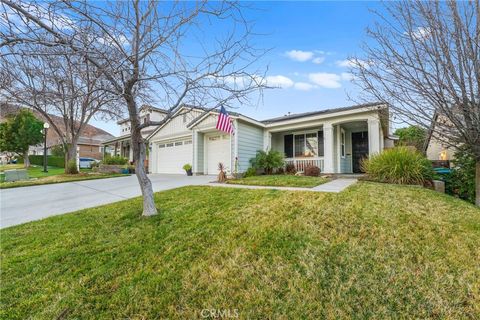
261 102 387 124
145 105 264 140
186 106 264 129
117 105 168 124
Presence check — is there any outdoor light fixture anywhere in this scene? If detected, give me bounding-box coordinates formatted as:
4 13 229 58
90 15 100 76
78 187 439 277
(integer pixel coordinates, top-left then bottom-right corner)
43 122 50 173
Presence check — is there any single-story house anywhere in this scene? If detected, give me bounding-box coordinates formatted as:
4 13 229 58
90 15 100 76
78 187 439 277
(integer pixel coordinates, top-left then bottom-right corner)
147 102 396 175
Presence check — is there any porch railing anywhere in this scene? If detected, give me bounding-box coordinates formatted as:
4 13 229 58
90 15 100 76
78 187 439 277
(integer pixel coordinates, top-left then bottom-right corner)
285 157 324 173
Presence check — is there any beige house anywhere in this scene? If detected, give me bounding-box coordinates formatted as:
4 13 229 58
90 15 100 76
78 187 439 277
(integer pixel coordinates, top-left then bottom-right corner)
423 114 456 162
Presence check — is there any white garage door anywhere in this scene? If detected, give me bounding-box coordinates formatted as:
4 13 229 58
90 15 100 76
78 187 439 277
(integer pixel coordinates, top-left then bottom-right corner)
206 134 230 175
156 139 192 174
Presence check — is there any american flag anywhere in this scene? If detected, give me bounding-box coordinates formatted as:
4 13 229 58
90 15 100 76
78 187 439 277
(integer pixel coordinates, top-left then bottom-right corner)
216 106 234 134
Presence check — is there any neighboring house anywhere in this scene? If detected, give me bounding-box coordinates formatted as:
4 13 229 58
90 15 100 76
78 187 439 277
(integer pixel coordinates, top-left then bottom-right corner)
137 102 395 175
102 105 168 160
0 103 114 160
423 114 456 162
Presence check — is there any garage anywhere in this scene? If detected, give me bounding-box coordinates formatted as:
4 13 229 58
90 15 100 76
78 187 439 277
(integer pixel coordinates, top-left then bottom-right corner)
206 134 230 175
155 138 192 174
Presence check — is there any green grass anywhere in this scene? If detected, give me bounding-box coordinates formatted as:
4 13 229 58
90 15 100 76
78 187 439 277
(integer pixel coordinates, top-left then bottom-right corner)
2 182 479 319
0 165 126 188
226 174 330 188
0 164 24 171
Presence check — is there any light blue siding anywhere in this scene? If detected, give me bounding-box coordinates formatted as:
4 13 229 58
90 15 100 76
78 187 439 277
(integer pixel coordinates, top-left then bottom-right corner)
237 121 264 172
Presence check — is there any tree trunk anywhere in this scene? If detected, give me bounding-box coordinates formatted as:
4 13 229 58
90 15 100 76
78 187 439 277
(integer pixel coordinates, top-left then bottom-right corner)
131 128 157 216
23 151 30 168
125 94 157 216
476 160 480 207
66 141 78 174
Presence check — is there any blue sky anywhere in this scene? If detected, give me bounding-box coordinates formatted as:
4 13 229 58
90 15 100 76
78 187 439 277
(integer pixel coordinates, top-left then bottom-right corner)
91 1 385 135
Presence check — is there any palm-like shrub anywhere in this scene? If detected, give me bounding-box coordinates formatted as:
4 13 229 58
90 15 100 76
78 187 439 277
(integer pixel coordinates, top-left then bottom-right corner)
362 147 433 185
250 150 285 175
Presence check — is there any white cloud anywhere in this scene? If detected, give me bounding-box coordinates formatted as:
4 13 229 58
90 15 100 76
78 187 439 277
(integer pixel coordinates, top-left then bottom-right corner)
340 72 354 81
308 73 342 89
336 59 355 68
285 50 314 62
312 57 325 64
266 75 294 88
336 59 369 69
294 82 316 91
409 27 431 40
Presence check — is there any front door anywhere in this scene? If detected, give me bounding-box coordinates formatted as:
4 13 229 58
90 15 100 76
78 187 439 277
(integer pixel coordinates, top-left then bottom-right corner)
351 131 369 173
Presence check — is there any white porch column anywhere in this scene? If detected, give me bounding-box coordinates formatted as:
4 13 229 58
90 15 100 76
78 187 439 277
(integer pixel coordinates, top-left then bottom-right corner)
192 129 198 174
129 144 133 162
323 123 335 173
368 118 381 156
263 130 272 151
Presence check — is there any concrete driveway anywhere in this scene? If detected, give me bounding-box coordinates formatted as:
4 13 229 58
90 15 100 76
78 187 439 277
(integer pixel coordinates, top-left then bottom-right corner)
0 174 214 229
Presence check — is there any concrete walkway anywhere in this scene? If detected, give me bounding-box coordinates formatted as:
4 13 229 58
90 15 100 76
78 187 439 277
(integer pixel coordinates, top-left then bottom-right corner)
0 174 214 229
312 178 358 192
207 178 357 193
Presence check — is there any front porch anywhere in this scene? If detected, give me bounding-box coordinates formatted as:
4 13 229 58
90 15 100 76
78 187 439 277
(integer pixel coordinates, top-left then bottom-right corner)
269 118 382 174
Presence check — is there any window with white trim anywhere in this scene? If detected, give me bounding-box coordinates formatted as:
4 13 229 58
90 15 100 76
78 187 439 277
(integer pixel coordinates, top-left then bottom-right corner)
184 140 192 145
341 129 346 158
159 144 165 148
166 143 173 147
175 141 183 146
292 133 318 157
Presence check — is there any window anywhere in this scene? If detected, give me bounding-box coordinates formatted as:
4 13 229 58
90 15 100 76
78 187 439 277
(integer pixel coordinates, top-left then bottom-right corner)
159 144 165 148
184 140 192 145
175 141 183 146
341 129 346 158
183 114 187 123
166 143 173 147
291 133 318 157
294 134 305 157
305 133 318 157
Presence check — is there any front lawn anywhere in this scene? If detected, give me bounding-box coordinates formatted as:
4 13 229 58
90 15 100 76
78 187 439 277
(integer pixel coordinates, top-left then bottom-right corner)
226 174 329 187
0 165 127 188
2 182 479 319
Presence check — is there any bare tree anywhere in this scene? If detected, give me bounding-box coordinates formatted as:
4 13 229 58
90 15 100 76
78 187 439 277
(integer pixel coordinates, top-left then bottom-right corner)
0 44 120 172
1 0 266 215
351 0 480 206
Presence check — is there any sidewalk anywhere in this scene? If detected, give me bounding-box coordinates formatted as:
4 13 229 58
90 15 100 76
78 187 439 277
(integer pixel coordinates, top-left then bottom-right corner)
207 178 357 193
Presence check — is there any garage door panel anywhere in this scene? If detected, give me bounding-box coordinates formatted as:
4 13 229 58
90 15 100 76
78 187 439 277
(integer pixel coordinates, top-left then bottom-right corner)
156 139 192 174
206 134 230 175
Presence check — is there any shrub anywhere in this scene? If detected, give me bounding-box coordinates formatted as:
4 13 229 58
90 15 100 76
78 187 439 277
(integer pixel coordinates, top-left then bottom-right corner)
362 147 433 185
182 164 192 171
66 159 78 174
249 150 285 175
285 163 296 174
304 165 320 177
276 167 285 175
244 167 257 178
19 155 65 168
103 156 128 165
444 147 475 204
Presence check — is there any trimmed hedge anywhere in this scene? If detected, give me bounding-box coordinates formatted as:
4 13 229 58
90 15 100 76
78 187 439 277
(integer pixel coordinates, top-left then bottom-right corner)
19 155 65 168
